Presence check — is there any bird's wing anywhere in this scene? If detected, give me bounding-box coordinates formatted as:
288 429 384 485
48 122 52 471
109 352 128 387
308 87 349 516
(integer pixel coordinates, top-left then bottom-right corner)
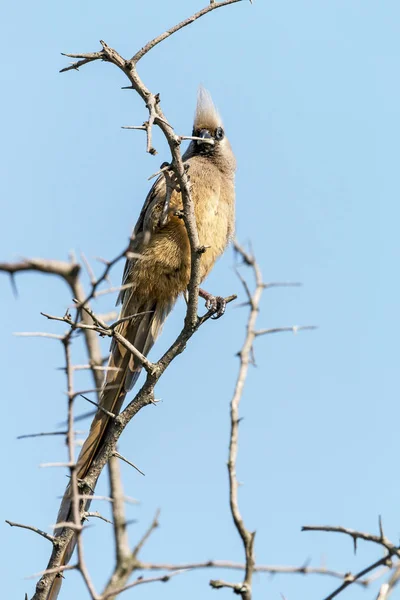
78 171 172 475
117 174 167 306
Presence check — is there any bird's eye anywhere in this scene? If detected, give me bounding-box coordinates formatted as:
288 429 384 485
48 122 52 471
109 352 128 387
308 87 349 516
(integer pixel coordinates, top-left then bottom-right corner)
215 127 225 140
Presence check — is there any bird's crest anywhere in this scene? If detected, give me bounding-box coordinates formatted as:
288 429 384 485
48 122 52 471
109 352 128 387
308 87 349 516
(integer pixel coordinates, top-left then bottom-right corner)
194 86 221 131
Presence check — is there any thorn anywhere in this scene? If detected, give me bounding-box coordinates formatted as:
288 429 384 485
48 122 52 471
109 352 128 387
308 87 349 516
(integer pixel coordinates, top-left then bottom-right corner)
234 301 251 309
353 535 357 554
113 451 145 476
84 511 113 525
10 273 18 298
250 345 257 367
379 515 385 540
80 395 116 419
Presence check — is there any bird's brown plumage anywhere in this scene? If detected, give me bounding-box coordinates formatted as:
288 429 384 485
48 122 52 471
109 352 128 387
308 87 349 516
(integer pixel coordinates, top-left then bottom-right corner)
47 87 236 599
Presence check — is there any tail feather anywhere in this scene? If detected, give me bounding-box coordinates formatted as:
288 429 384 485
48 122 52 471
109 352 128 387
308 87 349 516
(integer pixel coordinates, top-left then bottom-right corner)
47 299 173 599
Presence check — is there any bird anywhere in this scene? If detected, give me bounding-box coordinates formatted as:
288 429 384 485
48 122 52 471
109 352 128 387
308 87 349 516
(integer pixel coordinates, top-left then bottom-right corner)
46 87 236 599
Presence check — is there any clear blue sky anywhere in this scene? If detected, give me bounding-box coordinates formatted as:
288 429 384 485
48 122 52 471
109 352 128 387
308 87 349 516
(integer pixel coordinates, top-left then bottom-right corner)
1 1 399 598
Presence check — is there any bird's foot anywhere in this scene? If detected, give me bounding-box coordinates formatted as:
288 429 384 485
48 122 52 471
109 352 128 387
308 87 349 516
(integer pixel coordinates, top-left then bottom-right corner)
199 288 226 319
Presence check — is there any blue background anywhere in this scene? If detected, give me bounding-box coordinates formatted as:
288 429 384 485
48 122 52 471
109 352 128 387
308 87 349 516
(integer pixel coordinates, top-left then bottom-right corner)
1 1 399 598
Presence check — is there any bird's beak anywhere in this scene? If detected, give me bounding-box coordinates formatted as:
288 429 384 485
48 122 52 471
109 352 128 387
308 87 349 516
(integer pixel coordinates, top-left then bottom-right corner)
197 129 213 144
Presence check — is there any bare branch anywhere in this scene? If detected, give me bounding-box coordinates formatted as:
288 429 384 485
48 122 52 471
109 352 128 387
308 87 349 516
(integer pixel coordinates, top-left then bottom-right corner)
130 0 244 63
137 559 379 585
210 579 248 593
302 524 400 558
320 556 393 600
113 451 145 476
108 455 131 566
255 325 318 336
80 395 116 419
101 510 160 599
14 332 64 340
84 512 112 525
5 521 55 544
27 564 77 579
17 430 85 440
0 258 79 281
380 563 400 598
101 569 190 599
302 523 400 599
15 4 254 598
218 244 264 600
80 252 97 286
121 125 147 131
132 510 160 560
60 52 103 73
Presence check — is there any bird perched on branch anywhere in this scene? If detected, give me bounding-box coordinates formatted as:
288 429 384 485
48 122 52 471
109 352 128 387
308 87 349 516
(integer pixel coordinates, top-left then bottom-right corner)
47 87 236 598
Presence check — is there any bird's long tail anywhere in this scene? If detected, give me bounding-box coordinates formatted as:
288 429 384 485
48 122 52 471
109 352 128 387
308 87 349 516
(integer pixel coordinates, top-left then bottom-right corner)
47 298 173 599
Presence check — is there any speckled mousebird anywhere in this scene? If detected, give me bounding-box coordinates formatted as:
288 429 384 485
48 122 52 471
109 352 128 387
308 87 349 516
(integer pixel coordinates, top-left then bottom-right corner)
47 87 236 599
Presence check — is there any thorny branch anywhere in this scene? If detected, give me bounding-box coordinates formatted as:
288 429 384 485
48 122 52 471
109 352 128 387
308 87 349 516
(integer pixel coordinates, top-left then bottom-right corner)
2 247 390 597
135 559 384 586
3 1 393 599
300 520 400 600
208 243 261 599
209 242 315 600
0 255 105 392
3 2 247 598
302 522 400 559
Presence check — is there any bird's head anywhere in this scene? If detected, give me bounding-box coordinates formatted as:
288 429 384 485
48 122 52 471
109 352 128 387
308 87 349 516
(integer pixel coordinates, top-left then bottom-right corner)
184 87 236 172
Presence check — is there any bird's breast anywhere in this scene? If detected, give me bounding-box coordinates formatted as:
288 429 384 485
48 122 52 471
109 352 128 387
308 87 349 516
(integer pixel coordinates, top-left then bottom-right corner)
194 185 235 282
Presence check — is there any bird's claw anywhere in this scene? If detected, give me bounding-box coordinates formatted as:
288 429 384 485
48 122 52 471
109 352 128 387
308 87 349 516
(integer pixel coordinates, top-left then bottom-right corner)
205 295 226 319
